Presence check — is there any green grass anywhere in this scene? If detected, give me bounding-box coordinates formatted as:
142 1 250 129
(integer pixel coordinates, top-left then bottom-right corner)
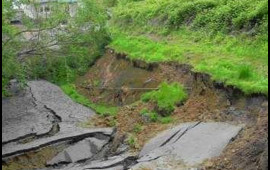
108 0 268 95
140 108 174 124
133 123 144 133
110 32 184 63
127 134 138 149
158 116 174 124
112 0 268 35
61 84 118 116
109 27 268 95
141 82 187 115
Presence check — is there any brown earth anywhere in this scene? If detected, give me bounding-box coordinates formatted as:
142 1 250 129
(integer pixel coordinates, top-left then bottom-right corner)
3 49 267 170
2 144 67 170
75 49 268 169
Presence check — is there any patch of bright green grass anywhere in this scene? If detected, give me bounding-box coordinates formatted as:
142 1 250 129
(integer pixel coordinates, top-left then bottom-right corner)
61 84 118 116
141 82 187 115
110 32 184 63
109 27 268 95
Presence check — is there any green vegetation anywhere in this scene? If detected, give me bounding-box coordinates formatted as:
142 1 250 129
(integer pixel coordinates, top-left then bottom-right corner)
2 0 109 96
109 0 268 95
158 116 174 124
140 108 159 122
112 0 268 35
140 108 174 124
61 84 118 116
141 82 187 115
127 134 138 149
133 123 144 133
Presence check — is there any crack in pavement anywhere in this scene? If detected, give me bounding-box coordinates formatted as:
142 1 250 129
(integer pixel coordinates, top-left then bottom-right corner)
2 133 37 146
84 156 137 170
28 86 38 107
172 122 201 144
2 130 113 158
160 122 201 147
44 105 62 123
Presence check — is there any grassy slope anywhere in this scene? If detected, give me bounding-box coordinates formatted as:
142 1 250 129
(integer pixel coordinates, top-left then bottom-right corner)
61 84 118 116
108 0 268 95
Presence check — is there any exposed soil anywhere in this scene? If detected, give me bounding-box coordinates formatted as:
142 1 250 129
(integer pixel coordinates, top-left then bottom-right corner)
75 49 268 169
2 144 67 170
76 49 162 106
3 49 268 170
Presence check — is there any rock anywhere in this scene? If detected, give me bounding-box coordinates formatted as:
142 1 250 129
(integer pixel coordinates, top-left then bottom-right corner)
224 107 245 116
47 137 110 165
136 122 243 167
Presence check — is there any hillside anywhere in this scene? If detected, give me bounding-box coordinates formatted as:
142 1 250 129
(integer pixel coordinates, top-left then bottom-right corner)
2 1 268 170
109 0 268 95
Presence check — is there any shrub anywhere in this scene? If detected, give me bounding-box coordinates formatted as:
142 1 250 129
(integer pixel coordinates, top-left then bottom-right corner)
141 82 187 116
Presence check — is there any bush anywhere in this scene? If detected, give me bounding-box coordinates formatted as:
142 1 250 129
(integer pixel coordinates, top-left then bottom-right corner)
141 82 187 116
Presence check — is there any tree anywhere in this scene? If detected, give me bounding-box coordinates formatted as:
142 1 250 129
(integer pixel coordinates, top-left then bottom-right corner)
2 0 110 96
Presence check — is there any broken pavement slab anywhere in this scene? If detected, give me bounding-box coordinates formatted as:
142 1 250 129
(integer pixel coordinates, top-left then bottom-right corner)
2 127 114 158
47 154 133 170
2 80 101 159
47 137 110 165
134 122 243 169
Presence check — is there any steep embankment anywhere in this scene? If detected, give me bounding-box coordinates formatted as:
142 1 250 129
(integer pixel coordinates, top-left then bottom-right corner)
75 49 268 169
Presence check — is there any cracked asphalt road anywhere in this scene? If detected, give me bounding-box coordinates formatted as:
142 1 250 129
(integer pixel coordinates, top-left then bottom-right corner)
2 80 98 158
